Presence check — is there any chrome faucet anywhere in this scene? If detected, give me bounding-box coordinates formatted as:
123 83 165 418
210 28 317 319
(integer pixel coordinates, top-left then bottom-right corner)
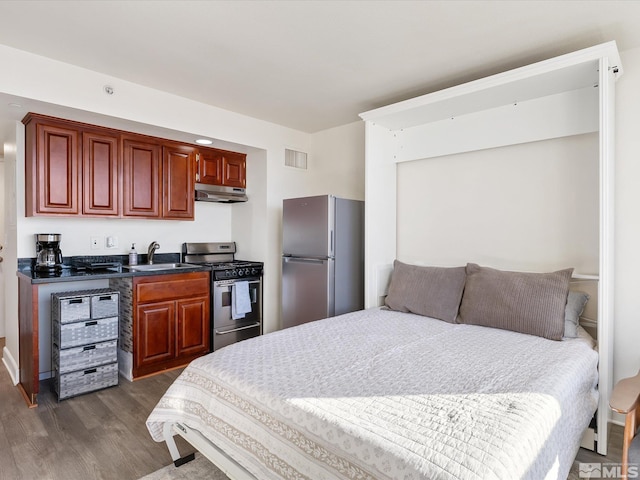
147 241 160 264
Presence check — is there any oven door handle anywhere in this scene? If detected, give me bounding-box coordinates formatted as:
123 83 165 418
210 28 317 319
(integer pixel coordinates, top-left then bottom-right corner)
214 279 261 287
215 322 261 335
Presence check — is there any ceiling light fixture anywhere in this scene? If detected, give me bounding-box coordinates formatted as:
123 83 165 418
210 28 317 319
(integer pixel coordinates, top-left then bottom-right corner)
195 139 213 145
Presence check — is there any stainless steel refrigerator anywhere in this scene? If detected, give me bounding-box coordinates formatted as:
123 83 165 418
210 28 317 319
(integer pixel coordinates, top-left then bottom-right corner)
282 195 364 329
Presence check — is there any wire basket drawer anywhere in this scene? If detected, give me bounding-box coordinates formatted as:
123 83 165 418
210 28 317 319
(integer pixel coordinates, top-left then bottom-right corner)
54 316 118 349
91 292 119 319
53 339 118 374
55 362 118 400
55 296 91 324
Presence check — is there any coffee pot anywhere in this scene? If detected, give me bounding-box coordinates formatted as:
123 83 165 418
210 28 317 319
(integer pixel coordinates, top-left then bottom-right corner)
35 233 63 272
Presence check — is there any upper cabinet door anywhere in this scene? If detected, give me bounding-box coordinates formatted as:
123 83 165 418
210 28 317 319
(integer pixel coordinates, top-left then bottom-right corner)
222 152 246 188
197 148 246 188
163 143 195 220
26 121 80 215
82 130 119 216
122 136 161 218
197 149 223 185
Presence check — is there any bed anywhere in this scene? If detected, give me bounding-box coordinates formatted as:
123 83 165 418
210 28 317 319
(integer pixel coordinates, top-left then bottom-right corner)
146 262 599 480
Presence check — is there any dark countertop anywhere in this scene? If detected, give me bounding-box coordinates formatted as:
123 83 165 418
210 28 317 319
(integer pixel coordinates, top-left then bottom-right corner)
17 253 209 284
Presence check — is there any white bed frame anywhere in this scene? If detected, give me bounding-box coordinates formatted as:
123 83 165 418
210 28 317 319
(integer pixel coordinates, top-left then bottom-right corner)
359 41 622 456
163 422 256 478
571 275 601 450
160 43 622 473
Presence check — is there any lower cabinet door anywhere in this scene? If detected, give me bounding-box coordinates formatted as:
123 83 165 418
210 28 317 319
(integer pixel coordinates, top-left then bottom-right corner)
135 301 175 374
176 296 210 358
132 272 211 378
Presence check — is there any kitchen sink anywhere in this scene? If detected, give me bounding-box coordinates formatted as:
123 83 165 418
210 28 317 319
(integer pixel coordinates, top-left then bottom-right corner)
123 263 197 272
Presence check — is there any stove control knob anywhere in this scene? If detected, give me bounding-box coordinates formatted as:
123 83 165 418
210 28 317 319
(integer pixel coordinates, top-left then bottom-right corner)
251 268 258 275
231 269 238 277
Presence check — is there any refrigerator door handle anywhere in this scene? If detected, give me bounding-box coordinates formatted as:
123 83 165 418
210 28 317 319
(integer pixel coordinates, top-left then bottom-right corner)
284 257 326 265
330 230 334 256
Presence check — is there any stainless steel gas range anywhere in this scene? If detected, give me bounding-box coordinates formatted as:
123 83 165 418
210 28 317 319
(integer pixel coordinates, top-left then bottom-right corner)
182 242 263 351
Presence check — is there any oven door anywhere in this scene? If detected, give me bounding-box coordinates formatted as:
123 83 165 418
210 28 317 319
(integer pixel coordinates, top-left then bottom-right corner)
213 278 262 350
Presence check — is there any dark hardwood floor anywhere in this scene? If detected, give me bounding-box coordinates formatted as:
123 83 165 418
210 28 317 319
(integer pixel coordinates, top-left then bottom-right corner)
0 349 193 479
570 423 624 479
0 336 626 479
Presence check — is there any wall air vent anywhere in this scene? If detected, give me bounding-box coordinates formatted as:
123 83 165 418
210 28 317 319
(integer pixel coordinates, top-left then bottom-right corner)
285 149 308 169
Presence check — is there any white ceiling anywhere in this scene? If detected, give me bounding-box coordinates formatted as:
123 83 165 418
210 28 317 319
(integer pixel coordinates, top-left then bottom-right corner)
0 0 640 143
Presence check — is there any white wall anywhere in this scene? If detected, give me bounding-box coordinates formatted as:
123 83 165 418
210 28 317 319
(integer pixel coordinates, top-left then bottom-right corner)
309 121 365 201
613 45 640 388
18 206 233 258
263 121 365 331
0 155 4 338
2 130 18 381
397 133 599 274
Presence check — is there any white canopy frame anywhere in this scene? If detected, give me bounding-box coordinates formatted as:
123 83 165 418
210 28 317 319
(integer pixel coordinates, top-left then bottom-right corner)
359 41 622 456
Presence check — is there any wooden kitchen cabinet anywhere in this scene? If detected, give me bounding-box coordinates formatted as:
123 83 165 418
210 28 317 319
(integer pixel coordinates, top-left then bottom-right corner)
24 115 81 216
23 113 199 221
24 113 247 221
163 143 196 219
133 272 210 378
136 300 176 369
121 137 196 220
197 148 246 188
17 275 39 407
197 148 222 185
24 114 121 217
82 130 120 216
122 135 161 218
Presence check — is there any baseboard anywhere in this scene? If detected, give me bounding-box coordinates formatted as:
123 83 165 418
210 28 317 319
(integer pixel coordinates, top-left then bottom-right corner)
2 346 19 385
118 348 133 381
609 417 624 427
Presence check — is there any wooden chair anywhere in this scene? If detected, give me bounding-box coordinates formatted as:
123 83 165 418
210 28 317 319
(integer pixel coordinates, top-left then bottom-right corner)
610 370 640 479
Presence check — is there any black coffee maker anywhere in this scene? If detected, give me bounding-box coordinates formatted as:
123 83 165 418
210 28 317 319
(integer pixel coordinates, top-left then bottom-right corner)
35 233 64 272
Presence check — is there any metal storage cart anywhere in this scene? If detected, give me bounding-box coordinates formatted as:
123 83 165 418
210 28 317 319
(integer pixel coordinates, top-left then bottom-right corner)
51 288 119 400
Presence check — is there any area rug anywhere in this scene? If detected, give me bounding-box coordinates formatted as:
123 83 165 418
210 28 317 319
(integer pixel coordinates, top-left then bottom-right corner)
139 453 229 480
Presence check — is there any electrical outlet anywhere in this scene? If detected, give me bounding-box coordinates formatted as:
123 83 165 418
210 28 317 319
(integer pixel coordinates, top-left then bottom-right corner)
106 236 118 249
90 236 101 250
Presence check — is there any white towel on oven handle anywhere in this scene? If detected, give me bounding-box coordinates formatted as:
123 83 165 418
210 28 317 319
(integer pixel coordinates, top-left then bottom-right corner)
232 281 252 320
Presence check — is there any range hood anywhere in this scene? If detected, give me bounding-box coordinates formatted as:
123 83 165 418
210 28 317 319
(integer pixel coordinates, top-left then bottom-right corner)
195 183 248 203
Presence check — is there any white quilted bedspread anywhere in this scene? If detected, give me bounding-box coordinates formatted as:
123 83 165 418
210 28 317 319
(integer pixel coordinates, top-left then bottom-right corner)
146 308 598 480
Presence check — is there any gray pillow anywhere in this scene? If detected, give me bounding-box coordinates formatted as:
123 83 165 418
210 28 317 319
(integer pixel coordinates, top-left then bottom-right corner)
459 263 573 341
564 291 590 338
384 260 466 323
